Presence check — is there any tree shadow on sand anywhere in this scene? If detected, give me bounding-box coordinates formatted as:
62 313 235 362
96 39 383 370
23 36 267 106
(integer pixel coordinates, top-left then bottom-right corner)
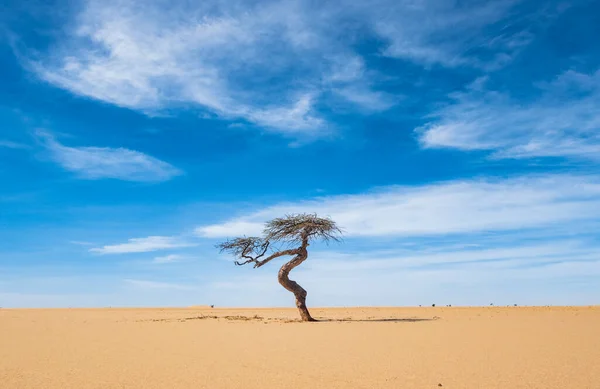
143 315 440 323
307 316 440 323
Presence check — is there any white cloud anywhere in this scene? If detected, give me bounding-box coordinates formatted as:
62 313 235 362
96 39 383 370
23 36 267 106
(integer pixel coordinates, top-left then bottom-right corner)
199 221 264 238
27 0 535 135
90 236 196 255
123 279 195 290
418 69 600 159
69 240 94 246
244 94 326 134
153 254 184 264
333 86 395 112
304 241 597 273
39 131 181 182
30 0 332 134
366 0 524 67
324 54 396 111
196 174 600 238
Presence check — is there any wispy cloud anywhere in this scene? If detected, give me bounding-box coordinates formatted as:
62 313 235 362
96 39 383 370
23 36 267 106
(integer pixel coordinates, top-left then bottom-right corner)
69 240 94 246
365 0 527 68
27 0 540 136
244 94 326 134
196 173 600 238
123 279 195 290
198 221 265 238
325 54 396 111
418 69 600 160
38 131 182 182
30 0 332 134
304 240 597 273
332 86 395 112
153 254 184 264
90 236 196 255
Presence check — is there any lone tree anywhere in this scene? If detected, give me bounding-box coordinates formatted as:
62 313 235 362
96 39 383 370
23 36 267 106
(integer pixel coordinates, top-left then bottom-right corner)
217 213 342 322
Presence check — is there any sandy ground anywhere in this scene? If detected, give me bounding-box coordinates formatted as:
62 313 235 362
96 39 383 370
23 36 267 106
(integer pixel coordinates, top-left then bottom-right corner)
1 306 599 389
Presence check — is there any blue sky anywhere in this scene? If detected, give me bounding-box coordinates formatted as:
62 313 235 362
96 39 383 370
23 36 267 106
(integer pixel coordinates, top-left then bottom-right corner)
1 0 599 308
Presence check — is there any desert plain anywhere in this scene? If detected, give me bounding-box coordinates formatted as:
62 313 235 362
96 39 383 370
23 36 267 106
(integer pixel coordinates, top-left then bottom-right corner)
1 306 599 389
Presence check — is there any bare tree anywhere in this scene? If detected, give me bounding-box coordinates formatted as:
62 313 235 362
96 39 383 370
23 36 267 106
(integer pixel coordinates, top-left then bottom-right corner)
217 213 342 321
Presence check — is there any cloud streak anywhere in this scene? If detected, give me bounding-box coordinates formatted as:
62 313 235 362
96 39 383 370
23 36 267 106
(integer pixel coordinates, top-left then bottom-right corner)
197 173 600 238
153 254 184 264
304 240 598 273
364 0 526 68
418 70 600 160
123 279 195 291
38 131 182 182
90 236 196 255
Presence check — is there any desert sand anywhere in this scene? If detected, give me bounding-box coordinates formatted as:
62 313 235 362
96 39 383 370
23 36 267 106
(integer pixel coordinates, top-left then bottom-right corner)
1 306 599 388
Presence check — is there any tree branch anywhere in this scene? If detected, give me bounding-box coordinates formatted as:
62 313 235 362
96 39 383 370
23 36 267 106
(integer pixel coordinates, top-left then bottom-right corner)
238 240 270 262
234 257 259 266
253 249 299 268
219 237 272 266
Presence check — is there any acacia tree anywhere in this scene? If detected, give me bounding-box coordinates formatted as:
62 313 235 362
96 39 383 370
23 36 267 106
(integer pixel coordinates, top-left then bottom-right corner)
217 213 342 322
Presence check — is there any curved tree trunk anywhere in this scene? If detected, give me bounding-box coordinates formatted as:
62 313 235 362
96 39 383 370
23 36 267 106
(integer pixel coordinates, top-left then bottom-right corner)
278 249 316 322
